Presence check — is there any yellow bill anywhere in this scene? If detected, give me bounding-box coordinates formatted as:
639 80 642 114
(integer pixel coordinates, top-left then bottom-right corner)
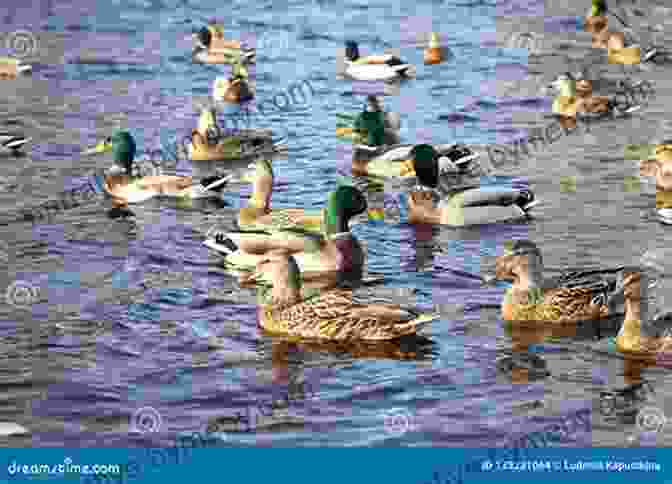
82 138 113 155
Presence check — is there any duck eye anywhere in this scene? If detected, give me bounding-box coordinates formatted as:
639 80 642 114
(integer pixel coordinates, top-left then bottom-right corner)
105 137 111 144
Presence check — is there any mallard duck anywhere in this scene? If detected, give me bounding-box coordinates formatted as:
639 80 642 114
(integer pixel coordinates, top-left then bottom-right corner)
0 133 31 154
192 25 256 64
342 41 413 81
336 96 401 147
212 62 254 104
235 158 323 233
256 254 439 341
424 32 449 65
638 140 672 223
494 240 630 323
204 185 367 288
84 130 231 205
0 57 31 79
185 109 282 161
407 144 537 226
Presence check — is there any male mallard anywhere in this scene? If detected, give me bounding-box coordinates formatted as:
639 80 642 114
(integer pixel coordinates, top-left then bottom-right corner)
186 108 281 161
204 185 367 288
336 96 401 147
342 41 413 81
84 130 231 204
0 57 31 79
212 62 254 104
235 158 323 232
0 133 31 154
494 240 630 323
192 25 256 64
256 254 438 341
407 144 537 226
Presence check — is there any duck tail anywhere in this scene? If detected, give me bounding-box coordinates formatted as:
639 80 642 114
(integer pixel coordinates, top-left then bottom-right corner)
392 312 439 337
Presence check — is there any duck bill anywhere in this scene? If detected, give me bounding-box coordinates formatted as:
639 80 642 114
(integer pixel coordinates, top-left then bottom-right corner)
82 139 112 156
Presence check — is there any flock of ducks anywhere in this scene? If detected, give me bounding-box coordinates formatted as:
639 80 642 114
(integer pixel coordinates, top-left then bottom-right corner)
1 2 671 383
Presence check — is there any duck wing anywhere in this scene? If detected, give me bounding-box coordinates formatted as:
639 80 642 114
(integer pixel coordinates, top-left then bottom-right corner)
550 266 626 314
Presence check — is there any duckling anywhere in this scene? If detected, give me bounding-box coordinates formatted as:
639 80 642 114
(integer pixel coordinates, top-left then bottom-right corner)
494 240 630 323
192 25 255 64
204 185 368 290
407 144 537 226
212 62 254 104
236 158 323 233
342 41 413 81
0 57 31 79
256 254 439 341
0 133 31 155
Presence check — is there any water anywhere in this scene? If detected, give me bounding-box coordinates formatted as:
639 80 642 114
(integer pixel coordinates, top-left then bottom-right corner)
1 0 672 449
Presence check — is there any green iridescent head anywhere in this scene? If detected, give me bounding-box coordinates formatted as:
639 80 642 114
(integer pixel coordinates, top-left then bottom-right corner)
590 0 607 17
323 185 367 236
84 130 136 176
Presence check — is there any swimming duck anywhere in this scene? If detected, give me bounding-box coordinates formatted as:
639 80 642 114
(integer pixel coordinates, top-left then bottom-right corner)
494 240 630 323
192 25 256 64
84 130 231 205
256 254 439 341
639 140 672 223
0 57 31 79
204 185 367 289
342 41 413 81
235 158 324 233
0 133 31 154
212 62 254 104
407 144 537 226
336 96 401 147
185 109 281 161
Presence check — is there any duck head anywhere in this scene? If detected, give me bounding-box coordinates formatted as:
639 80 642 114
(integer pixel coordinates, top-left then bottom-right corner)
590 0 607 17
411 144 440 188
323 185 367 236
345 41 360 62
495 240 544 285
196 27 212 49
84 130 136 176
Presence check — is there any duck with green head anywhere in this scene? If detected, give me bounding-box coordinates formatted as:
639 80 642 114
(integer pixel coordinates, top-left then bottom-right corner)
256 254 439 341
342 41 413 81
407 144 536 226
205 184 368 290
84 130 231 206
192 24 256 65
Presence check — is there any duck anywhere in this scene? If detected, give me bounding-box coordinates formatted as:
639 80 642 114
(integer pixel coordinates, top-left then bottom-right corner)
84 130 231 206
255 254 439 341
0 133 31 154
638 140 672 223
185 108 281 161
235 158 324 233
493 240 630 324
192 25 256 64
342 41 413 81
203 185 368 290
0 57 31 79
212 62 254 104
406 144 537 226
336 95 401 147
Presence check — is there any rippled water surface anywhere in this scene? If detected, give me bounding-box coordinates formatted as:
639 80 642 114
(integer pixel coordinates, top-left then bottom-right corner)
1 0 672 448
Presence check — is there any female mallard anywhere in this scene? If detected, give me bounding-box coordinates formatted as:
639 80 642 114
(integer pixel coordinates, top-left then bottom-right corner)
84 130 231 206
0 133 31 154
406 144 537 226
235 158 323 233
639 140 672 224
204 185 368 289
494 240 630 323
342 41 413 81
212 62 254 104
0 57 31 79
192 25 256 64
336 95 401 147
256 254 438 341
